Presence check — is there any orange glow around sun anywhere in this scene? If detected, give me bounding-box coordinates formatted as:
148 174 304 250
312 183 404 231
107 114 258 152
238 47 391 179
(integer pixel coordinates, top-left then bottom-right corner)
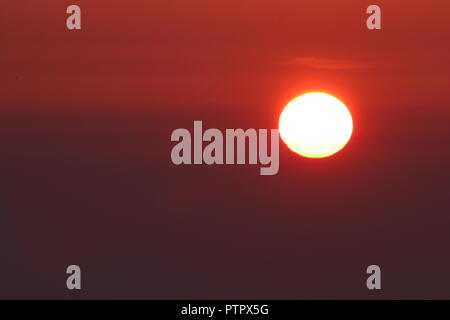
278 92 353 158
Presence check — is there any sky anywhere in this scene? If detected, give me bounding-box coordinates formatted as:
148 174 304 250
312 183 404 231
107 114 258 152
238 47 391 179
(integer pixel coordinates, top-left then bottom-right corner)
1 1 450 298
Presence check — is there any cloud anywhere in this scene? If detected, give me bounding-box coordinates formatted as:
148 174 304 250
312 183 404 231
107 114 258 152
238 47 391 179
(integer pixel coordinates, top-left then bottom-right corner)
281 56 373 70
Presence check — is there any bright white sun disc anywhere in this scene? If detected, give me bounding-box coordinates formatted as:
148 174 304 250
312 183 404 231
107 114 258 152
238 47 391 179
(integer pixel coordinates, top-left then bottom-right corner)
278 92 353 158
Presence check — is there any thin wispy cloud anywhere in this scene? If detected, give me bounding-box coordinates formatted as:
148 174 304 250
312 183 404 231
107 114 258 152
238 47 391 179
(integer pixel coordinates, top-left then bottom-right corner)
280 56 373 70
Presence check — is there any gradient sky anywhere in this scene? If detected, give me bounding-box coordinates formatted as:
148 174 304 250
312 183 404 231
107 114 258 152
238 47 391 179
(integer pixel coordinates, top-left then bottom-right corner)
1 1 449 299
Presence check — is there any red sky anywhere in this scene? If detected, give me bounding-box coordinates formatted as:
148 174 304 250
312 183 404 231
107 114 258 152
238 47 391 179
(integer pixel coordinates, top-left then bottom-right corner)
2 1 449 113
1 1 450 299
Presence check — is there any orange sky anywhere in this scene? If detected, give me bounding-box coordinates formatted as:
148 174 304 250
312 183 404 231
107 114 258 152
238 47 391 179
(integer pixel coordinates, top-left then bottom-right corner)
1 0 449 114
1 1 450 299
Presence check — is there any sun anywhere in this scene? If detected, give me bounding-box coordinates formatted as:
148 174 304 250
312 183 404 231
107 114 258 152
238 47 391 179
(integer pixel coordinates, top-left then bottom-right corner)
278 92 353 158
